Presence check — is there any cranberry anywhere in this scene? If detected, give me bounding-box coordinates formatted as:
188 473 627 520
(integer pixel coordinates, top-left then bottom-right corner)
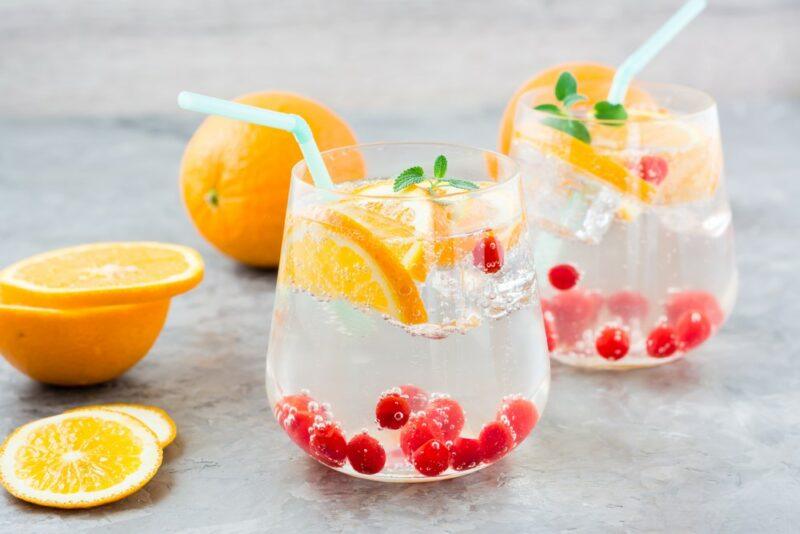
472 232 504 274
646 325 678 358
411 439 450 477
497 396 538 445
548 290 604 345
543 310 558 351
548 264 580 290
449 437 483 471
375 393 410 430
346 432 386 475
426 397 465 441
595 325 630 360
282 410 317 452
308 420 348 467
399 384 429 412
275 393 330 427
638 155 669 185
606 290 649 323
478 421 515 463
399 413 443 459
675 310 711 350
666 291 724 328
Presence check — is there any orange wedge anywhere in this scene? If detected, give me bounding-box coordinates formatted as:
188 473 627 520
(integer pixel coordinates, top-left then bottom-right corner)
280 207 428 325
0 409 162 509
0 242 204 308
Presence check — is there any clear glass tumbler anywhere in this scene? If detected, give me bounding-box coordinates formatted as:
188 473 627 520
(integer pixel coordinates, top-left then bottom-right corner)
266 142 550 481
510 82 737 369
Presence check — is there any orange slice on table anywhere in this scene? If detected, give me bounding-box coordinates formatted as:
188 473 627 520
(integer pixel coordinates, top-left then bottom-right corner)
67 405 177 448
0 242 204 308
280 207 428 325
0 409 162 509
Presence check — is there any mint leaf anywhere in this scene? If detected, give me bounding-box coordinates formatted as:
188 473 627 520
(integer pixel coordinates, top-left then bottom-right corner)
555 72 577 101
562 93 587 109
433 155 447 179
394 166 425 192
443 179 479 190
534 103 562 115
542 117 591 144
594 101 628 125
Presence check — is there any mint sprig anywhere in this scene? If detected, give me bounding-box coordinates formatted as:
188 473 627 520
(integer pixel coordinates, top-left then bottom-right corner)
533 72 592 144
534 71 632 142
393 155 479 194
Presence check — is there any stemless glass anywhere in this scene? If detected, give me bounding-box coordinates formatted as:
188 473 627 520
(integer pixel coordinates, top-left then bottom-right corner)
266 142 550 481
510 83 737 369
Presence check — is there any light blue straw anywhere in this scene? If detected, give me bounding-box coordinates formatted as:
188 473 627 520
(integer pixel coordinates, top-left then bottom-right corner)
607 0 707 104
177 91 334 189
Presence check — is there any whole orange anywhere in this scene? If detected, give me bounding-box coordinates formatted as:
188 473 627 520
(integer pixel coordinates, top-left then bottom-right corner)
497 62 655 154
180 92 358 267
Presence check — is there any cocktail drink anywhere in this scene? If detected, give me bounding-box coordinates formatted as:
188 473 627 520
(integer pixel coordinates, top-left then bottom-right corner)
509 78 736 369
266 143 550 480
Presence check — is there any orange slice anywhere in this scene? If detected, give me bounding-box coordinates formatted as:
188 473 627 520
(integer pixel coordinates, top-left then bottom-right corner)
0 409 162 509
0 242 204 308
280 207 427 325
514 126 657 203
67 405 177 448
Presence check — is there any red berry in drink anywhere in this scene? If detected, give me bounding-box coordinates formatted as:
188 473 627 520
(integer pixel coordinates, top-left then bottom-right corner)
666 291 724 329
646 325 678 358
346 432 386 475
282 410 317 452
449 437 483 471
399 384 429 412
595 325 630 360
548 263 580 290
606 290 649 323
497 396 538 445
411 439 450 477
472 232 504 274
478 421 515 463
426 397 465 441
675 310 711 350
399 413 443 459
375 393 410 430
543 309 558 351
309 420 348 468
275 393 330 426
638 155 669 185
548 290 604 345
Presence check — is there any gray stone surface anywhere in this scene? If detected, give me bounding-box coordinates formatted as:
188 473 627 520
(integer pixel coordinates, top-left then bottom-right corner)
1 0 799 532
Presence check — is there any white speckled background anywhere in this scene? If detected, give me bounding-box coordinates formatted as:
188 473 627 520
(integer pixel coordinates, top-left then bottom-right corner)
1 1 798 532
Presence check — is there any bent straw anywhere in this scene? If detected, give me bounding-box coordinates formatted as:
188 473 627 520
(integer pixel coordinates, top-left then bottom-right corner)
177 91 334 189
607 0 707 104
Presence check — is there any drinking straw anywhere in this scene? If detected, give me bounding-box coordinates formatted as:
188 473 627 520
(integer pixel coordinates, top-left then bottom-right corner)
607 0 707 104
177 91 334 189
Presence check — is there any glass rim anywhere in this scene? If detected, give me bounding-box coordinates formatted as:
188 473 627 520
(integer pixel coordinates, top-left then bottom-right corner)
517 80 717 126
290 141 521 200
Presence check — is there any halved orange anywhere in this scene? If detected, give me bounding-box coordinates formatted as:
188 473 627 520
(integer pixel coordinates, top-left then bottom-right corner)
0 409 162 509
280 207 428 325
0 242 204 308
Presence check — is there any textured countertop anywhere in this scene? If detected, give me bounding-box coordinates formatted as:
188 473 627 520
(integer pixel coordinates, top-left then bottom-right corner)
1 100 798 533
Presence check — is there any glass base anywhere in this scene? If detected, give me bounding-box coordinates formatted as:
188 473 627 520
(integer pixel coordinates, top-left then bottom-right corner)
551 350 686 370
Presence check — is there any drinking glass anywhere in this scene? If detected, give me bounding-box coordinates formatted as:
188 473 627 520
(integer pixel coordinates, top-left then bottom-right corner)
510 82 736 369
266 142 550 481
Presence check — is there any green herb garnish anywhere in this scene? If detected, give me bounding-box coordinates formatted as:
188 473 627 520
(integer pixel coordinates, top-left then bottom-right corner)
533 72 591 144
393 155 479 194
534 71 631 142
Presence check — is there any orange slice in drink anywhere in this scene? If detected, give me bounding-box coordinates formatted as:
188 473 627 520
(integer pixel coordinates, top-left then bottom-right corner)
280 207 427 325
0 242 204 308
